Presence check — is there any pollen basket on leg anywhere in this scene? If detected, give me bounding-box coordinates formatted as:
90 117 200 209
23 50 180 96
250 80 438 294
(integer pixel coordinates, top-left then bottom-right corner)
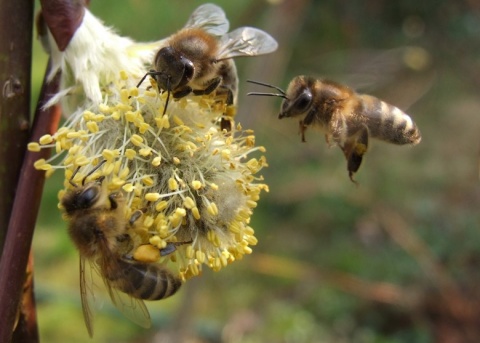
30 71 268 279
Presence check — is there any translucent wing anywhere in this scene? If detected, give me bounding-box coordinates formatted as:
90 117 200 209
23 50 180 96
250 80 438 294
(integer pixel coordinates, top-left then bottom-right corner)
79 257 96 338
217 27 278 60
101 258 151 329
184 3 229 36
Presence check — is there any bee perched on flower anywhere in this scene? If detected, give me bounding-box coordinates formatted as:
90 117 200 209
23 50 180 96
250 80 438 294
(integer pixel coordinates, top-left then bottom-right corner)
31 69 269 275
32 4 271 332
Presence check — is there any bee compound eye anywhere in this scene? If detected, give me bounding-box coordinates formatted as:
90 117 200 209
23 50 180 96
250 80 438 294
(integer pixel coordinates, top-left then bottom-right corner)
77 186 99 209
294 91 313 112
179 59 194 87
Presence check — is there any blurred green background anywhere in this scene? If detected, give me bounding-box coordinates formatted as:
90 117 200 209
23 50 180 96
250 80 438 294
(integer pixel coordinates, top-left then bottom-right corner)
31 0 480 342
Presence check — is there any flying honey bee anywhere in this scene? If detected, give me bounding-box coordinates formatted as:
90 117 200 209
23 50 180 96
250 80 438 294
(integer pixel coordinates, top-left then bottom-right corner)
137 3 278 130
248 76 422 182
61 161 182 337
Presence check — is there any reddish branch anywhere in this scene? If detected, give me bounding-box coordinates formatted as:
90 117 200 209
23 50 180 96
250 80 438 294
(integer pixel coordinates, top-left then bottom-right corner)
0 64 61 343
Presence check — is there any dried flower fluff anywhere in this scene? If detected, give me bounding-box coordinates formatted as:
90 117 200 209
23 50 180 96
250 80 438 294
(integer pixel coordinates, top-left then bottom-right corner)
42 8 166 116
31 8 268 280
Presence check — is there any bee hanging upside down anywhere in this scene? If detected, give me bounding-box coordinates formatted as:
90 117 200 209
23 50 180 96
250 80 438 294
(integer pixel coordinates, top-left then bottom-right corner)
60 161 182 337
247 76 422 182
136 3 278 130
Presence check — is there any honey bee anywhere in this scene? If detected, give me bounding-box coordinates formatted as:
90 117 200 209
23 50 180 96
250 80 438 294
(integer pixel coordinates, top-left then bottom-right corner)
61 161 182 337
248 76 422 182
137 3 278 130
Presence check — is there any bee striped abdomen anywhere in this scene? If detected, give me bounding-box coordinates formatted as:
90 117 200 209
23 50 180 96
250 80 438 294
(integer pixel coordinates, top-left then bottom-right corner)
111 259 182 300
360 95 421 145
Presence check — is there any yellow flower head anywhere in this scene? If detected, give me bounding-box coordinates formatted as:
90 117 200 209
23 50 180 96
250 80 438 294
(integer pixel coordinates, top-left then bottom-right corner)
31 71 268 280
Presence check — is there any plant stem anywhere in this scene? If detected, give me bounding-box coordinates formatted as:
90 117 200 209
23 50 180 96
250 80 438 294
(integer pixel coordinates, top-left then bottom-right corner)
0 61 61 343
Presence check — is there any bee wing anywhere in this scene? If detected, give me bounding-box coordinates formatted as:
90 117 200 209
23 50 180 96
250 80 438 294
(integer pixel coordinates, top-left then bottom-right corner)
217 27 278 60
79 257 96 338
184 3 229 36
101 260 152 329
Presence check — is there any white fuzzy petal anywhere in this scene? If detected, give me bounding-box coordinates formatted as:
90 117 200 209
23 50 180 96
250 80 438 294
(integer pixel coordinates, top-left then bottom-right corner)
43 9 165 116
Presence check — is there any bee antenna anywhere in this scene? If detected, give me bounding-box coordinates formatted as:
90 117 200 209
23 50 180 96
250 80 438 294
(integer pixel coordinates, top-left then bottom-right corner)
69 166 81 188
247 91 288 99
247 79 286 96
163 77 171 115
136 69 163 88
82 160 107 186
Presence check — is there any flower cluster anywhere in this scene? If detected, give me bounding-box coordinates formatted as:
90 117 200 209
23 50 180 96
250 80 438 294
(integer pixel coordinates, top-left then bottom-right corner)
29 71 268 280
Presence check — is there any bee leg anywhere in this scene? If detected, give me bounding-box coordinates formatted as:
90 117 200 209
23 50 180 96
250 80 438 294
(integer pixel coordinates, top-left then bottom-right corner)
105 191 124 210
299 120 308 142
192 77 222 96
159 240 193 257
215 84 235 132
342 126 369 184
129 208 148 226
172 86 193 99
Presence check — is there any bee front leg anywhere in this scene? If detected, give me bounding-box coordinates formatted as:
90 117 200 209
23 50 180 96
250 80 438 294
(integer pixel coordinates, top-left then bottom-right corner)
299 120 308 142
172 86 193 99
192 77 222 96
108 192 124 210
159 240 193 257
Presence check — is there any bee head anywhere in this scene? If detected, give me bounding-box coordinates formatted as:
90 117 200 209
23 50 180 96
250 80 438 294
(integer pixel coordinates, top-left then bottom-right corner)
62 180 104 215
278 76 314 119
62 161 107 215
154 46 194 91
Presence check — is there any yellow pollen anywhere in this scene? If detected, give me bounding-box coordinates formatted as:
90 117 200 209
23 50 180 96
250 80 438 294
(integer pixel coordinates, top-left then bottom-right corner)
143 216 154 228
195 250 206 263
145 90 156 97
188 263 200 276
139 123 150 134
186 245 194 259
183 196 195 209
168 178 178 190
102 149 118 160
155 200 168 212
27 143 41 152
192 206 201 220
145 193 161 202
98 104 111 113
131 134 144 146
125 111 137 122
139 148 152 156
142 176 154 186
120 89 129 103
119 70 128 80
39 134 53 145
118 167 129 179
191 180 203 190
152 156 161 166
246 235 258 245
125 149 136 160
129 87 139 97
148 235 162 247
74 156 89 166
207 202 218 217
111 111 120 120
172 115 184 126
110 177 125 188
133 244 160 263
175 208 187 217
122 183 134 192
